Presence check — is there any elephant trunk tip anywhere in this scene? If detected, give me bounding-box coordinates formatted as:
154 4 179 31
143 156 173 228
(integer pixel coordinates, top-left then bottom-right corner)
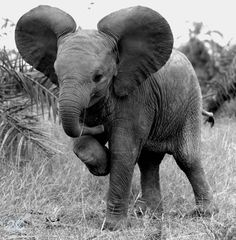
83 124 105 135
63 125 82 138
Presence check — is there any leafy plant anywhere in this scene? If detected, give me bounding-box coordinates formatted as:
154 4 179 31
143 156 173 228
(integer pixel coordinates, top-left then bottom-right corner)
206 44 236 113
178 22 223 95
178 21 236 114
0 47 59 165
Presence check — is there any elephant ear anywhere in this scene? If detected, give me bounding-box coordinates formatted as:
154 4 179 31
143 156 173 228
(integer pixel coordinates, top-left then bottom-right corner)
98 6 173 96
15 5 77 85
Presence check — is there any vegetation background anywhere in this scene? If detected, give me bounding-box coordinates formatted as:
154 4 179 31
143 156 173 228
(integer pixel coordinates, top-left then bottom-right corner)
0 6 236 240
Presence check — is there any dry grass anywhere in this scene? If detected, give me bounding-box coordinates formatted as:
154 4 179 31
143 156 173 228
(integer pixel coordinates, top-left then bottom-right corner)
0 118 235 240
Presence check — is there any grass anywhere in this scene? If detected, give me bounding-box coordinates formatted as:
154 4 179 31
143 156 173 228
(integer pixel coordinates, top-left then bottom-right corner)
0 118 235 240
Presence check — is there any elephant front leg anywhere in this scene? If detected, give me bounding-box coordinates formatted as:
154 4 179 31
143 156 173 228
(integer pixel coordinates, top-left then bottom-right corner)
73 135 110 176
104 128 140 230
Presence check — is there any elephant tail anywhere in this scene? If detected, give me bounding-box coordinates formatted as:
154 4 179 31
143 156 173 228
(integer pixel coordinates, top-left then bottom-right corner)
202 109 214 127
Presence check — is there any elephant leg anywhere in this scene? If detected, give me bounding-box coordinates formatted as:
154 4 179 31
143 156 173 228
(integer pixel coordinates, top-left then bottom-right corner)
73 135 110 176
135 150 165 219
104 126 140 230
173 129 215 216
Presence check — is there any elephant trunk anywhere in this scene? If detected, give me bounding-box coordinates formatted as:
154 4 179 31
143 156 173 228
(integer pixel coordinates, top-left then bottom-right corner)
59 80 104 138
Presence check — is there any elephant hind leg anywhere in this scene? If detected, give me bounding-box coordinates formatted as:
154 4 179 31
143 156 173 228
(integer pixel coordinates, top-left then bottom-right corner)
173 126 215 216
135 150 165 218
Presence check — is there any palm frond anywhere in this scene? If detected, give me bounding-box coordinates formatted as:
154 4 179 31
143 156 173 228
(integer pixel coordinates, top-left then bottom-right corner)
0 48 59 120
0 47 60 164
0 111 59 164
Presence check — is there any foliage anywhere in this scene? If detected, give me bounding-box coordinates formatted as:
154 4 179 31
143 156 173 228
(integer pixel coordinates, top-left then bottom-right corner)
179 22 236 114
0 47 59 164
179 22 223 95
0 18 15 38
207 45 236 113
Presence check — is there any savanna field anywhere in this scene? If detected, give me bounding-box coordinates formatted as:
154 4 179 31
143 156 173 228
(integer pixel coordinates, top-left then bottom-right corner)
0 116 235 240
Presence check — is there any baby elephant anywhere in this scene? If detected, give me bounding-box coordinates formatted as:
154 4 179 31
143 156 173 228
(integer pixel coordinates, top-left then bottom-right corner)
15 5 216 232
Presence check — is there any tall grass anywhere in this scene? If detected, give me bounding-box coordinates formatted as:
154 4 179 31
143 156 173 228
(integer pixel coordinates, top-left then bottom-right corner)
0 118 235 239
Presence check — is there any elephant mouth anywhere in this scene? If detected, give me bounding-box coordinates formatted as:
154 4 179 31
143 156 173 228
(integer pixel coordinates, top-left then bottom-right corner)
88 89 107 107
88 95 102 107
78 107 104 136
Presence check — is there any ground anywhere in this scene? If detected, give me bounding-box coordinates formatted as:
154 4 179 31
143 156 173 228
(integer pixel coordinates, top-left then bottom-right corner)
0 117 235 240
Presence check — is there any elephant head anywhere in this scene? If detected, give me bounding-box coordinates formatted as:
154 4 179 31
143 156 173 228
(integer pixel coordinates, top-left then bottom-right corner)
15 5 173 138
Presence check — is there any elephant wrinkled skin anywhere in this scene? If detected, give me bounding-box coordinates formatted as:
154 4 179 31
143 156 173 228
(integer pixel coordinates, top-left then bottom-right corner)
15 5 216 231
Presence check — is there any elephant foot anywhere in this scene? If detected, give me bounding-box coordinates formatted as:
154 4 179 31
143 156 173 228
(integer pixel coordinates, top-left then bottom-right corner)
133 198 147 217
73 135 110 176
102 217 131 231
185 204 219 218
133 198 163 239
133 198 162 220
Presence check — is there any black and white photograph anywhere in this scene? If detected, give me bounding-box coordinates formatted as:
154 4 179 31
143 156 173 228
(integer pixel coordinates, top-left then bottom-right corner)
0 1 235 239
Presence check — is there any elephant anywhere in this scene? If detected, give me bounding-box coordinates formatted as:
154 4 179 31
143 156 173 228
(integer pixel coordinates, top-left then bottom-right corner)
15 5 216 231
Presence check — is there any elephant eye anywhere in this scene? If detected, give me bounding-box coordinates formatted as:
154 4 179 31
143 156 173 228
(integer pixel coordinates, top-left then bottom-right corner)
93 74 103 83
